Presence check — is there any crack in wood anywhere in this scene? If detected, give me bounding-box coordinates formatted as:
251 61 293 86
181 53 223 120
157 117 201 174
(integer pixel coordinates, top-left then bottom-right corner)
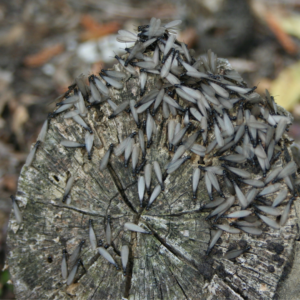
107 163 138 214
147 210 201 217
151 262 163 299
51 203 105 217
156 118 166 148
168 266 189 300
123 247 133 299
145 222 200 273
222 278 247 300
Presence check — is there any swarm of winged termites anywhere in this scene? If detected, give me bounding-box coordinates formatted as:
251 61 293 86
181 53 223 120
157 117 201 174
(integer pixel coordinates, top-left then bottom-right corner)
12 18 298 286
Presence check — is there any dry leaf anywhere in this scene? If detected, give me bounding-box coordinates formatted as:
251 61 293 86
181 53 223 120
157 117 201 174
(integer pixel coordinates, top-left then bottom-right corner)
0 24 25 46
280 15 300 40
255 78 272 95
265 12 298 55
2 174 18 192
23 44 64 67
12 105 29 145
270 61 300 111
178 28 197 48
80 15 120 41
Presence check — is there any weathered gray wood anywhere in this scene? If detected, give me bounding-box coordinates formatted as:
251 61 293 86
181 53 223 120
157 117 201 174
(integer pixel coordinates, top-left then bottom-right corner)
6 61 300 300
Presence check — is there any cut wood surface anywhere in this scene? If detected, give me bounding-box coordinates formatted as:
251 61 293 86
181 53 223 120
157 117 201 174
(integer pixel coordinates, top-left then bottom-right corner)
6 45 300 300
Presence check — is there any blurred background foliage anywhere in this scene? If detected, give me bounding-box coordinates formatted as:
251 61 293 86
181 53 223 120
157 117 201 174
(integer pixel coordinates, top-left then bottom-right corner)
1 0 300 298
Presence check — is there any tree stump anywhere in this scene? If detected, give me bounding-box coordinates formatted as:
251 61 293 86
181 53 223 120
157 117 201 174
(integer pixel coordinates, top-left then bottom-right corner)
6 52 300 300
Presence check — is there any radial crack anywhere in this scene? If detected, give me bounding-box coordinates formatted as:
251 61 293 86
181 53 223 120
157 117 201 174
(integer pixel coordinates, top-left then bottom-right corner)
146 222 200 273
107 163 138 214
51 203 105 216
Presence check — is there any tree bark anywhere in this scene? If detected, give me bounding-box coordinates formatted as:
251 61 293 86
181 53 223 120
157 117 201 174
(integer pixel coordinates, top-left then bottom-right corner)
6 61 300 300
